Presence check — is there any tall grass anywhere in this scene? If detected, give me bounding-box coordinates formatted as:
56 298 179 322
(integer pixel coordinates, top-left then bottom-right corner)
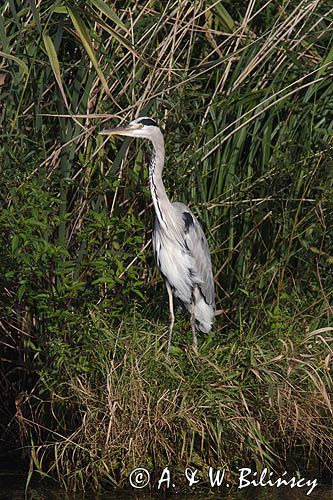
17 315 333 491
1 0 332 491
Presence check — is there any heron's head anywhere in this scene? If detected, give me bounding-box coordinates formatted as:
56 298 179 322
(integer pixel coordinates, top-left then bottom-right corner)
100 117 162 142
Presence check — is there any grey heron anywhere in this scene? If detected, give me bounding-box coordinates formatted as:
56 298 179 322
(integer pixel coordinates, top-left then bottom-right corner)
100 117 215 353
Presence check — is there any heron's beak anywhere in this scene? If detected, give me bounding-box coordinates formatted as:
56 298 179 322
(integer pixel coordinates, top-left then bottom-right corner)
99 123 143 136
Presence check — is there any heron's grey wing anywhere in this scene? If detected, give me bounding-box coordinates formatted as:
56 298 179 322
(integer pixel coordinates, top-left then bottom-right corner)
173 202 215 308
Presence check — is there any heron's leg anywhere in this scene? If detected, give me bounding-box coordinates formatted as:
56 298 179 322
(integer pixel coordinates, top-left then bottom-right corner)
191 291 198 351
166 281 175 354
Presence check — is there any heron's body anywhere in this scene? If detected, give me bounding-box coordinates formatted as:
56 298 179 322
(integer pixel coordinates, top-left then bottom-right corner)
100 117 215 351
152 203 215 334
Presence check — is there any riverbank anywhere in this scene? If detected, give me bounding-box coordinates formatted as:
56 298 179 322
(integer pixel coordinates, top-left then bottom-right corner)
7 314 332 491
0 450 332 499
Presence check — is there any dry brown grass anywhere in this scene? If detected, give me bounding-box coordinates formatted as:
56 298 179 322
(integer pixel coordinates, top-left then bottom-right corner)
13 321 332 490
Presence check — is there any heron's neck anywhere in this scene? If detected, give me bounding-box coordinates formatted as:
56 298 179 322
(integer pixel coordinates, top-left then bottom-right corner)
149 139 173 228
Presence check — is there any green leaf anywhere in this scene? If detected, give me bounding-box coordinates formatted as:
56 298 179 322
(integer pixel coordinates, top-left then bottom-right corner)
132 289 144 299
317 44 333 78
11 234 20 252
212 1 234 32
92 277 116 285
52 5 68 14
43 34 69 108
89 0 128 33
18 283 26 302
28 0 42 34
68 8 110 96
0 51 28 78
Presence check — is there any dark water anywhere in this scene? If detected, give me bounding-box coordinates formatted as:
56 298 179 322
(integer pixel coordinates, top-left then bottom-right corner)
0 459 332 500
0 473 332 500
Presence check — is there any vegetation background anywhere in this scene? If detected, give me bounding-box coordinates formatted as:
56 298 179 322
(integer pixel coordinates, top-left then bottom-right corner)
0 0 332 493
